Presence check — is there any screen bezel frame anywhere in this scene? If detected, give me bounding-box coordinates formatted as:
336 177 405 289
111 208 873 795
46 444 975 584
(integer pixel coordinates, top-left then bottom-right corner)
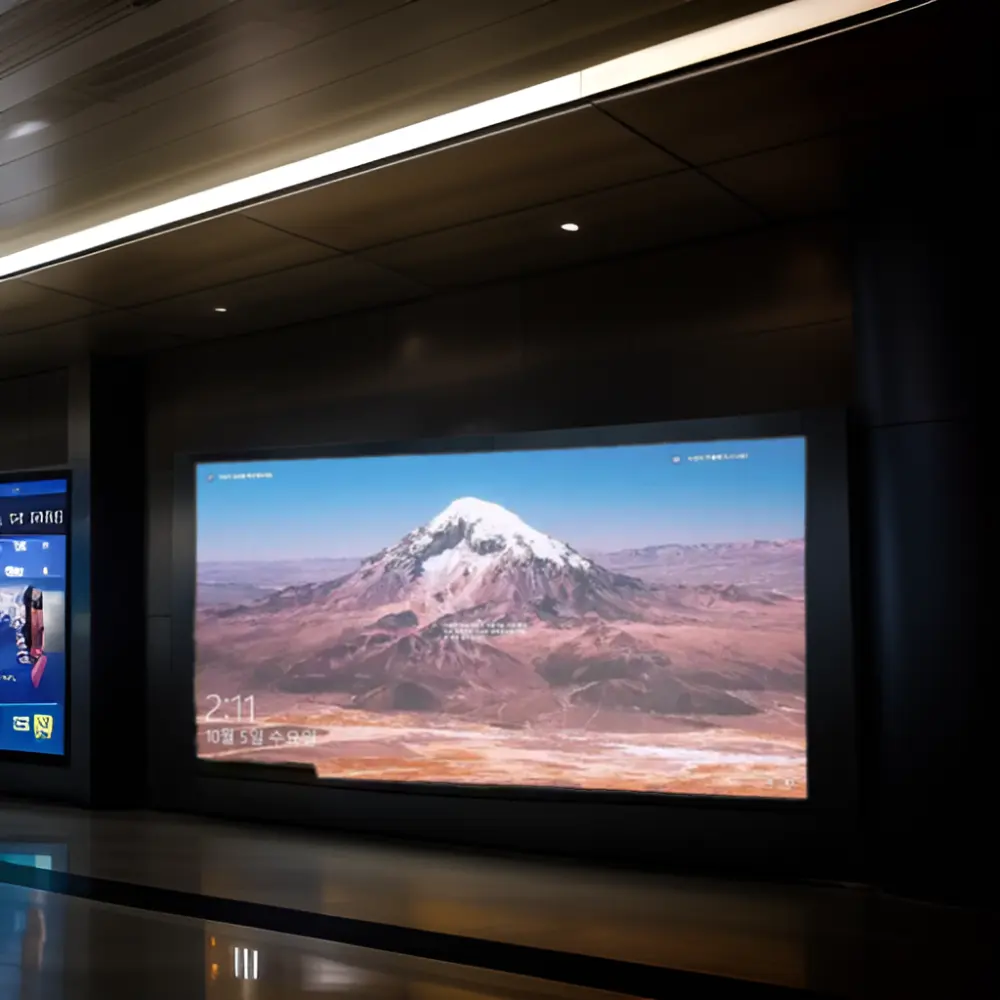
177 410 855 817
0 470 71 766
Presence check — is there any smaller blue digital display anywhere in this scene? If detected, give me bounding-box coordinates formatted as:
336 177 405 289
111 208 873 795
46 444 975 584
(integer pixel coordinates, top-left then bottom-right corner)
0 478 67 757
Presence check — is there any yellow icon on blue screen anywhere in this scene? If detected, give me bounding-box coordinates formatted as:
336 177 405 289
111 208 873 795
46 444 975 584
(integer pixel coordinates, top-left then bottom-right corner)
33 715 54 740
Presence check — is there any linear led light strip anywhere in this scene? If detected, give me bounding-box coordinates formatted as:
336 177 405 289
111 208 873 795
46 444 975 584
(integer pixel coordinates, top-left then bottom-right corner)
0 0 900 281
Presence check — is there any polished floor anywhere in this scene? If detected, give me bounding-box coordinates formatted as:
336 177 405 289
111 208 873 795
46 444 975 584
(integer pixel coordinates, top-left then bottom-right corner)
0 879 676 1000
0 801 989 998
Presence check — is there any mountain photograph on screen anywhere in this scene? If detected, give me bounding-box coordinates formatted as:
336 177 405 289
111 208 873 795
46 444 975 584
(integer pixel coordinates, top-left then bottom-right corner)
195 438 807 798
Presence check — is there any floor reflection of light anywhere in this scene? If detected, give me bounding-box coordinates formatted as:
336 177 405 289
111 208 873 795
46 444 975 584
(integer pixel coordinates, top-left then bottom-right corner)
301 955 368 992
0 854 53 870
234 946 259 980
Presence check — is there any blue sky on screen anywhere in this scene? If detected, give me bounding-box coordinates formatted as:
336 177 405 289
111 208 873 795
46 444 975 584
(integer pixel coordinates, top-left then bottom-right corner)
196 437 805 561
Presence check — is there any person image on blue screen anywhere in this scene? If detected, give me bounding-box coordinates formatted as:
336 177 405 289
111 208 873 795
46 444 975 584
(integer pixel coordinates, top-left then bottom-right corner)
1 588 46 690
0 569 64 727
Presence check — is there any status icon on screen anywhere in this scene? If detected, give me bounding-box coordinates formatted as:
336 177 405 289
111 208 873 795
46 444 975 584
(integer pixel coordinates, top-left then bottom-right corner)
33 715 54 740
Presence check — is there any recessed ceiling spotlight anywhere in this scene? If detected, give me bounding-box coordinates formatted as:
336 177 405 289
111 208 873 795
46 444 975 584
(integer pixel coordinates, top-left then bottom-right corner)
4 120 49 140
560 222 580 232
214 306 227 313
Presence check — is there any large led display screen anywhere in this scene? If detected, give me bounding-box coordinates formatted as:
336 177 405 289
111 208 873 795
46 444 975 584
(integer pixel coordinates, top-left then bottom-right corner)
0 478 67 757
195 438 807 798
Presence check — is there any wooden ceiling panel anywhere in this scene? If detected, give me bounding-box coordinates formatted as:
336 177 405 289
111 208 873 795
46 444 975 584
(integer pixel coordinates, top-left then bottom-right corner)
0 278 105 335
0 0 144 79
129 254 428 340
0 1 542 217
0 2 396 183
362 170 760 288
0 5 955 378
25 215 337 308
703 132 872 219
0 309 178 376
243 107 681 251
597 2 951 165
518 220 849 359
0 0 709 255
0 323 86 375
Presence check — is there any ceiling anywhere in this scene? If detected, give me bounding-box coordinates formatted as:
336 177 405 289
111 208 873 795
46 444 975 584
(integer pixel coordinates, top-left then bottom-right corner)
0 0 783 255
0 0 981 377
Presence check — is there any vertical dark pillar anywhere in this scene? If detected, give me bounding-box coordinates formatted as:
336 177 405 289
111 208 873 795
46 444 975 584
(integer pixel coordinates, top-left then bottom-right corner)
852 136 981 903
86 357 149 807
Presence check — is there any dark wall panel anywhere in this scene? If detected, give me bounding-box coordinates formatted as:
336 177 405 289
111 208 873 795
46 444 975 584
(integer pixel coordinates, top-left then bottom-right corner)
87 358 148 807
149 221 849 443
146 220 854 870
0 369 69 471
851 140 983 902
148 223 850 614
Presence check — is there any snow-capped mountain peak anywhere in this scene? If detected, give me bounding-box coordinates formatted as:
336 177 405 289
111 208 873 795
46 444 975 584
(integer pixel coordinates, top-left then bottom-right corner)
431 496 516 528
224 497 648 621
420 497 590 569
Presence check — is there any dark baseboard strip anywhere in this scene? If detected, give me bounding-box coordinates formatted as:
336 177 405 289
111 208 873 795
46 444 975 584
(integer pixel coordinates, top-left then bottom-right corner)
0 861 823 999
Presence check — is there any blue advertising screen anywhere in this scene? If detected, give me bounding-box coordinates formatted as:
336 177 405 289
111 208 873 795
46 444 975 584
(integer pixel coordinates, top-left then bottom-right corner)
0 478 68 757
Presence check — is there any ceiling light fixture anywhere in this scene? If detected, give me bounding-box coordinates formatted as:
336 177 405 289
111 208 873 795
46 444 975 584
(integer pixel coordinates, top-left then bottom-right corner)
214 306 227 313
0 0 899 282
4 121 49 140
560 223 580 232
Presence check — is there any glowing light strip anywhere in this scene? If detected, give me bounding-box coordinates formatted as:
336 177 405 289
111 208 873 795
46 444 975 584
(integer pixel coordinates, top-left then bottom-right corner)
582 0 898 94
0 0 898 280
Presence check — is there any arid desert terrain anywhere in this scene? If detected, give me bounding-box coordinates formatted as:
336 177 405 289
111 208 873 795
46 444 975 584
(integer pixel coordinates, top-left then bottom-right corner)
196 497 806 797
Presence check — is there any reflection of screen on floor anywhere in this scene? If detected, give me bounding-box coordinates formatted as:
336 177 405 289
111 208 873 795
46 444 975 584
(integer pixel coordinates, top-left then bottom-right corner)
1 478 68 757
194 437 807 798
0 846 64 998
